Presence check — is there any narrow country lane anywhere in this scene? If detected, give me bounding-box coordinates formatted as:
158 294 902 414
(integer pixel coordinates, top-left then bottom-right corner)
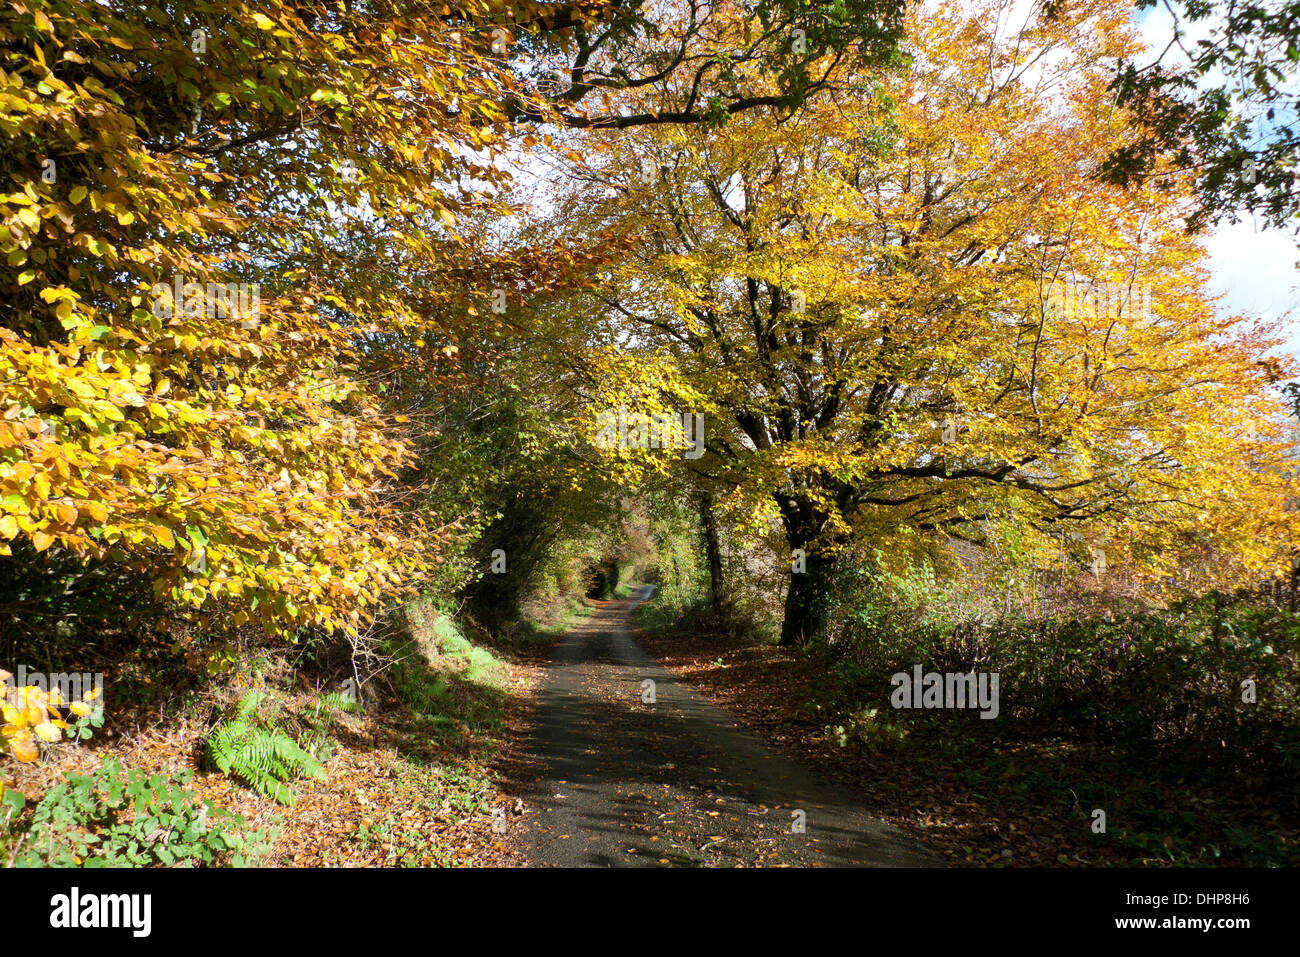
518 587 938 867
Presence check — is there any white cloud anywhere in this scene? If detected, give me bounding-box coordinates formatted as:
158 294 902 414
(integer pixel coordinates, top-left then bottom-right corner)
1203 219 1299 355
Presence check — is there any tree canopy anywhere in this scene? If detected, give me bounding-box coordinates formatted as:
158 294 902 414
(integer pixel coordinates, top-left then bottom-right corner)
1 0 1295 651
516 0 1298 641
1104 0 1300 230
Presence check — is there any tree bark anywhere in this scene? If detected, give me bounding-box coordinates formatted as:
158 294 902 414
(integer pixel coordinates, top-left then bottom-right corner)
698 492 725 616
780 550 835 646
776 494 843 646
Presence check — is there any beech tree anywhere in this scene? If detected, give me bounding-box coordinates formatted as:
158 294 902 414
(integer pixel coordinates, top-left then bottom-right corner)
0 0 544 641
523 0 1299 643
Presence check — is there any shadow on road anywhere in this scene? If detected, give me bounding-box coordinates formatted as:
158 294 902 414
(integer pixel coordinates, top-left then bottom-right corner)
503 594 939 867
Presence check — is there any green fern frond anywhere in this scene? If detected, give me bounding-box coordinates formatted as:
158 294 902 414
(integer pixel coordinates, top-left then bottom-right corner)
203 692 326 805
318 691 358 714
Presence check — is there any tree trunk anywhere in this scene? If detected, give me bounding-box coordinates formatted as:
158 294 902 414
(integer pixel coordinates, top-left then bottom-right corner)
780 550 835 646
698 493 725 616
1291 558 1298 614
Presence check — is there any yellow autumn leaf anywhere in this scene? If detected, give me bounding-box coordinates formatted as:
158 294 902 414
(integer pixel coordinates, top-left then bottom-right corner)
8 732 39 762
24 701 48 725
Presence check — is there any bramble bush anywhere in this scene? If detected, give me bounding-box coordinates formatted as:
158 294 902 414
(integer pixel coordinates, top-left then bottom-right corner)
4 757 275 867
820 570 1300 786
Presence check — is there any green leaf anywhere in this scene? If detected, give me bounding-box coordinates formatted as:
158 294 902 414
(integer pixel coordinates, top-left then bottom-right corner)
2 787 26 813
